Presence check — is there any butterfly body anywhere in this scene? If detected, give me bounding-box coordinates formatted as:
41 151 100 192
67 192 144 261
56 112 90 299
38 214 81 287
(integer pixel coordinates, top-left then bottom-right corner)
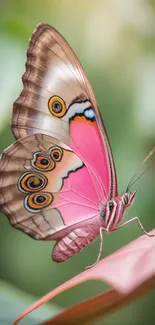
52 215 102 262
0 23 144 268
51 191 136 262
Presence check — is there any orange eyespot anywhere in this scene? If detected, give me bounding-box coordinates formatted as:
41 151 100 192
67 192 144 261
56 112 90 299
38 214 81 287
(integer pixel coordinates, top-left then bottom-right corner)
18 172 47 193
48 96 66 117
50 146 63 162
31 153 55 171
25 192 53 211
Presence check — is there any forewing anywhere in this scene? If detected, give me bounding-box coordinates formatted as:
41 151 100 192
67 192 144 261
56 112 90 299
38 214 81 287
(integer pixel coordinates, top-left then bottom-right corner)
11 23 117 200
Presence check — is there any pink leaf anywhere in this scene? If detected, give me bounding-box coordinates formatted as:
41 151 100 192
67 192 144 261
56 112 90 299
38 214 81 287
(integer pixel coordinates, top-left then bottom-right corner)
41 279 154 325
13 230 155 325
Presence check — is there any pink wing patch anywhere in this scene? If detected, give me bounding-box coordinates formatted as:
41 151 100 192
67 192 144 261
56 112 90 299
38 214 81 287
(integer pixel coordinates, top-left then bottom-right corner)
52 165 100 227
68 106 116 202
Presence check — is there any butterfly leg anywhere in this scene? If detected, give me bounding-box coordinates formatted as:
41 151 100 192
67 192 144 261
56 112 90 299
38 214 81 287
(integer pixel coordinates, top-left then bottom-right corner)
85 227 105 270
115 217 155 237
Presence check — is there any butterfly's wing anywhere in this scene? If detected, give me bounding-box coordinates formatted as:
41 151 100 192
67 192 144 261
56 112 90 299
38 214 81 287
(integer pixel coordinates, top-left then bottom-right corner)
11 23 117 201
0 134 100 242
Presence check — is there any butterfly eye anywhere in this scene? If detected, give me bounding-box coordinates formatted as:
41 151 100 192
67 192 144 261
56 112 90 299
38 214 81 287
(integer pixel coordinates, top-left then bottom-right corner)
48 96 66 117
19 172 47 193
25 192 53 211
109 201 114 212
31 153 55 171
50 146 63 162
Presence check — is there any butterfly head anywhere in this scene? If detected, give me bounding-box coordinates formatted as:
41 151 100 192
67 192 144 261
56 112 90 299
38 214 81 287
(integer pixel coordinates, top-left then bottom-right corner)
101 191 136 231
121 191 136 207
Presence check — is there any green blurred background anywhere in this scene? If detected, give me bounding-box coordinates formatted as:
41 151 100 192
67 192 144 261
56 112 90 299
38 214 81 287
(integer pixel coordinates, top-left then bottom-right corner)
0 0 155 324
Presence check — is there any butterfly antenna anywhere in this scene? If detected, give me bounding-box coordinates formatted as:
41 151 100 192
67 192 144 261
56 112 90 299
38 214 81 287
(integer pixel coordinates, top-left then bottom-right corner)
126 147 155 191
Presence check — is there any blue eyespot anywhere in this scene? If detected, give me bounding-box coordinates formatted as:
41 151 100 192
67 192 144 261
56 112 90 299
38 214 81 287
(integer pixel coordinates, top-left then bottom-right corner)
84 108 95 119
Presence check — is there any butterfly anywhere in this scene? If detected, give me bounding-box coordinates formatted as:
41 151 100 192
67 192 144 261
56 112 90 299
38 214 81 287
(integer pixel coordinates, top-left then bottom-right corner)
0 23 154 269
